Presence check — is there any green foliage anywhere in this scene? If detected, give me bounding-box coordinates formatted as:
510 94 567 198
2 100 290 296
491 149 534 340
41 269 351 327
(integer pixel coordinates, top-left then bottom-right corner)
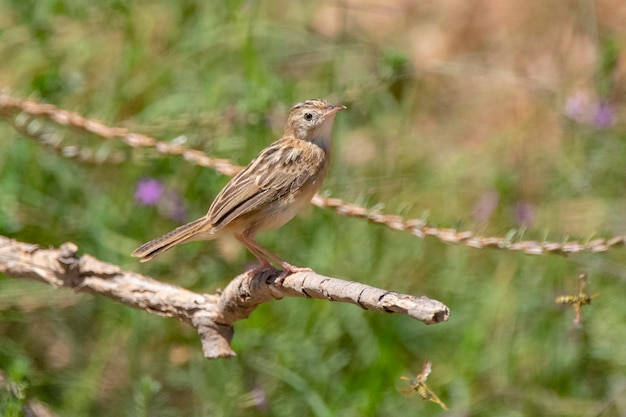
0 357 30 417
2 1 626 416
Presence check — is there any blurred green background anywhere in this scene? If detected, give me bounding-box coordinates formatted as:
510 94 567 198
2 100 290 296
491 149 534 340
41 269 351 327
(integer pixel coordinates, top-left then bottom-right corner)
2 0 626 416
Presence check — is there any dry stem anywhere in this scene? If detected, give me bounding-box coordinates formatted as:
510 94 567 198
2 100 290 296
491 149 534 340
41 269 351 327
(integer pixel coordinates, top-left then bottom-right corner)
0 235 450 359
1 91 623 256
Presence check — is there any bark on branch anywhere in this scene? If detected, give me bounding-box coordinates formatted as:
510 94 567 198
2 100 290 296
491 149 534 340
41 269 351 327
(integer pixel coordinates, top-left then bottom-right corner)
0 235 450 359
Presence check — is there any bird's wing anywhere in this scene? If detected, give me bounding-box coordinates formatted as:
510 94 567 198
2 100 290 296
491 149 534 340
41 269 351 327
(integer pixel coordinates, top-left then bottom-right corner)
207 137 327 230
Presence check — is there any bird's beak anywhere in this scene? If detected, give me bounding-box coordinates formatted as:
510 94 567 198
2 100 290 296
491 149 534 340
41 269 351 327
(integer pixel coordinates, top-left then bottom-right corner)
324 104 347 118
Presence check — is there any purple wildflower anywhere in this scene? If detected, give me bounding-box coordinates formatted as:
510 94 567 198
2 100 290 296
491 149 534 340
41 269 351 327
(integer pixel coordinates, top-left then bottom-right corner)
593 100 614 128
564 92 588 122
564 92 616 128
514 201 535 228
134 178 164 206
250 385 269 412
159 190 187 222
473 191 499 224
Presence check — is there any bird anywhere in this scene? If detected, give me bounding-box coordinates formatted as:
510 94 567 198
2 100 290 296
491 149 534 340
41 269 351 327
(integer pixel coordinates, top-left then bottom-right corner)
131 99 345 284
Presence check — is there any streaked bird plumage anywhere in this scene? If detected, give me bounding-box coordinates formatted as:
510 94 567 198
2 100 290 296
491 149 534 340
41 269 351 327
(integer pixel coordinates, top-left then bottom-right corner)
132 99 345 282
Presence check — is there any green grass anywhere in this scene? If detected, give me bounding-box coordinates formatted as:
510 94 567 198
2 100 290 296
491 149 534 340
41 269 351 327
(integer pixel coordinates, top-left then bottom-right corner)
2 1 626 416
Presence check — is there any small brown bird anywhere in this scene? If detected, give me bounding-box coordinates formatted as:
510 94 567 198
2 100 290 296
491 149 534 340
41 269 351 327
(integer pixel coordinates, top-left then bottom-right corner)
132 99 345 283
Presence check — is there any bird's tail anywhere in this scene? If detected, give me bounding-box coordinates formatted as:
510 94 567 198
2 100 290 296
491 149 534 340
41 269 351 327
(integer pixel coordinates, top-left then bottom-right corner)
131 217 213 262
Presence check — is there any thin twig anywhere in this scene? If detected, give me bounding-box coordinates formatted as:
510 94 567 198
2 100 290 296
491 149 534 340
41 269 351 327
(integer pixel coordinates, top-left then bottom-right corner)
1 91 624 255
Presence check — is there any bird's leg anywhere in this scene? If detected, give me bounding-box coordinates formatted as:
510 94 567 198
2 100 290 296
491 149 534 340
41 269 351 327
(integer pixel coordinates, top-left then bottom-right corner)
235 234 272 267
238 234 312 285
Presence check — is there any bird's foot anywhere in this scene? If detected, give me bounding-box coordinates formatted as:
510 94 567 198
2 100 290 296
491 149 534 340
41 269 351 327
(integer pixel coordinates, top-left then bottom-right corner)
275 263 313 286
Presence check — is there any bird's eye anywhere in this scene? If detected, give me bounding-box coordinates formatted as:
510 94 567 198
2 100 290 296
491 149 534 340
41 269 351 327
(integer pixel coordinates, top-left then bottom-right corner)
304 112 314 121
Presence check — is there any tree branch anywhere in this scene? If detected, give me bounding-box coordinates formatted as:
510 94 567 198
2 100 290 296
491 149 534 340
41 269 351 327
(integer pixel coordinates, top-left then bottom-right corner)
0 235 450 359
